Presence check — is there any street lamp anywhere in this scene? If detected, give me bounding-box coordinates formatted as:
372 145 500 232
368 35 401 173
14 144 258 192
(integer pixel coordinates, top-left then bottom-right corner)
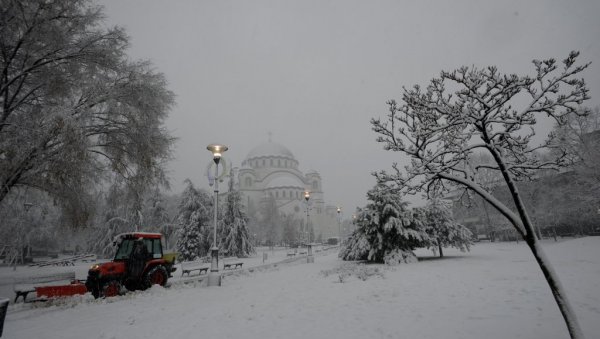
304 191 314 263
206 143 228 286
337 207 342 246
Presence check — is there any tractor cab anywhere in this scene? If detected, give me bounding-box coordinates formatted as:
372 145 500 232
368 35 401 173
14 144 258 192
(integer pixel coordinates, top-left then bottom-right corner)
113 233 164 261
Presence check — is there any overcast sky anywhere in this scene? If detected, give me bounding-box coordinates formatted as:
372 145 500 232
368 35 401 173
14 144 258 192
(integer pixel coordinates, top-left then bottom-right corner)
98 0 600 214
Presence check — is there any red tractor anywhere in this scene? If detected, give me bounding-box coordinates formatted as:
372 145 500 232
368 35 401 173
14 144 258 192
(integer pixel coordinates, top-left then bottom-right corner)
86 232 176 298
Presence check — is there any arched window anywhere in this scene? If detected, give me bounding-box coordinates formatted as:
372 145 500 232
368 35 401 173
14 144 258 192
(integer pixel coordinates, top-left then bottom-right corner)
262 159 266 167
278 159 281 167
275 191 279 198
245 177 252 187
282 190 286 198
270 159 273 166
312 181 319 190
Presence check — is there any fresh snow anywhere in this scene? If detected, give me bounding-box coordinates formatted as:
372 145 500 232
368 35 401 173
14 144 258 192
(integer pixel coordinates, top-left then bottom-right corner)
2 238 599 339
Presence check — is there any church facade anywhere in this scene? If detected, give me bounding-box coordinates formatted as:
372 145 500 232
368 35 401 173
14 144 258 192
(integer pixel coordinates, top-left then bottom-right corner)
235 140 339 243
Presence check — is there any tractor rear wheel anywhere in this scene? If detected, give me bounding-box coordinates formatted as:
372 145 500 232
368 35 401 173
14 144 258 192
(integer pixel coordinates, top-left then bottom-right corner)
144 266 168 289
101 280 122 298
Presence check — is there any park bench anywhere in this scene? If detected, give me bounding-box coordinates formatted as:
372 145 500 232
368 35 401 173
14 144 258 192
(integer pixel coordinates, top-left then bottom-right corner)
286 251 296 257
223 259 243 270
13 271 77 303
180 260 210 276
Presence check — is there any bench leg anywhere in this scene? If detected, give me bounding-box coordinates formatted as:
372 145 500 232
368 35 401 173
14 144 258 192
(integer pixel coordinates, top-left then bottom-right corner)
14 291 29 303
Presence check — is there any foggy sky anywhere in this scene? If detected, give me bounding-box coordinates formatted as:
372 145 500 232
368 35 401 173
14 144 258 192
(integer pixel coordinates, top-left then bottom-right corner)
98 0 600 215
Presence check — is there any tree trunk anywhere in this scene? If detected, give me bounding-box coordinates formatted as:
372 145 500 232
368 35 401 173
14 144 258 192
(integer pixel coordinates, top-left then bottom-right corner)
504 179 584 338
438 241 443 258
486 149 585 339
526 237 585 338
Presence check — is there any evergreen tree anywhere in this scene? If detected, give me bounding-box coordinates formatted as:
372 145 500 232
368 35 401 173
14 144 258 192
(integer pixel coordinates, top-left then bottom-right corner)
220 171 255 257
341 182 428 263
424 198 473 257
175 180 212 261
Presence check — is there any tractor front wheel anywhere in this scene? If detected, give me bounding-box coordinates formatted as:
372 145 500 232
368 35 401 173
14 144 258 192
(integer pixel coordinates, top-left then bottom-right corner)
144 266 168 290
101 280 122 298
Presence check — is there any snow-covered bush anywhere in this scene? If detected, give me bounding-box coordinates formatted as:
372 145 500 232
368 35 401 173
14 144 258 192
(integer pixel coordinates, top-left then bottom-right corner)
321 263 385 283
383 249 418 266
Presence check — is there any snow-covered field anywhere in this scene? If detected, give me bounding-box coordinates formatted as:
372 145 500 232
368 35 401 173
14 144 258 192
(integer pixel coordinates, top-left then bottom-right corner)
2 238 599 339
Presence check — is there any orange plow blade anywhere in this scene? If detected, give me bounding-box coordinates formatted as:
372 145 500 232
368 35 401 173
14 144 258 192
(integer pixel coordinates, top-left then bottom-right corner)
36 282 88 299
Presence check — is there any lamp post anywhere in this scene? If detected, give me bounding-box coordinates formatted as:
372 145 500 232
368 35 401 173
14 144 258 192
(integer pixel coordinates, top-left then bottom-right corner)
304 191 314 263
337 207 342 246
206 143 228 286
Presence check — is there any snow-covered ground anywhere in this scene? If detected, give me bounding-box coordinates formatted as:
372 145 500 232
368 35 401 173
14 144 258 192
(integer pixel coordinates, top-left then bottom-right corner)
1 238 599 339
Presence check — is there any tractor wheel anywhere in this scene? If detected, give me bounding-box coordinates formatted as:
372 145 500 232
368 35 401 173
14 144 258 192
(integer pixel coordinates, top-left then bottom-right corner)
88 284 100 299
101 280 122 298
143 266 168 290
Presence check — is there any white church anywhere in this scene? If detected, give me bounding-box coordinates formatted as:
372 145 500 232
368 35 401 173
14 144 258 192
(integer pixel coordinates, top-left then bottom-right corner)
235 140 340 242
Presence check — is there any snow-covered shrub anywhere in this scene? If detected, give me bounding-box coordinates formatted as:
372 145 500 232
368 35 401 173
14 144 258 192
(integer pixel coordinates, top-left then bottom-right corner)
355 265 384 281
338 271 351 283
321 263 385 283
383 249 418 266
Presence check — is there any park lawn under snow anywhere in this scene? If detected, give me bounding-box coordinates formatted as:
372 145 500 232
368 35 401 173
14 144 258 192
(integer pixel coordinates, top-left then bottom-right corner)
3 237 600 339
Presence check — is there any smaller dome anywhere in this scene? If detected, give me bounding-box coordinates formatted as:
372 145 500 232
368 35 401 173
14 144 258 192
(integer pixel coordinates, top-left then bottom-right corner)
246 141 295 160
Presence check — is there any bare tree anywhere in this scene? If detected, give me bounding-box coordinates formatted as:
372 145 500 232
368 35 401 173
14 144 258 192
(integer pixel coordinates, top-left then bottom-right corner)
0 0 175 210
372 51 590 338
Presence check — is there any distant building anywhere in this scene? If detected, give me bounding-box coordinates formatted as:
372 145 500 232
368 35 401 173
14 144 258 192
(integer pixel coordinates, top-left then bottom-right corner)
236 140 338 242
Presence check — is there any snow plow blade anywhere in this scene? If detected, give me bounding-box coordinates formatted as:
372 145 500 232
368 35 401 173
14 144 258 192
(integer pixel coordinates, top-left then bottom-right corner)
36 281 88 299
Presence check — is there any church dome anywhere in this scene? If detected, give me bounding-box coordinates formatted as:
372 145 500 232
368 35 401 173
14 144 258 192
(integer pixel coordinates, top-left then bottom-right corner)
246 141 295 160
